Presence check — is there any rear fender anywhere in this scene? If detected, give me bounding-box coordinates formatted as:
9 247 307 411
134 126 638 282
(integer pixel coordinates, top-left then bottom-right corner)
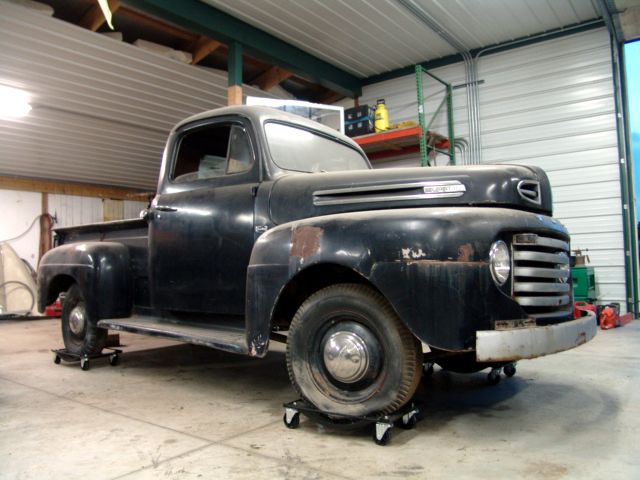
38 242 132 318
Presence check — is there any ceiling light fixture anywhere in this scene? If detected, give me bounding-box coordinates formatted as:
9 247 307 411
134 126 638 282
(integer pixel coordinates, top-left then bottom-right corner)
0 86 32 118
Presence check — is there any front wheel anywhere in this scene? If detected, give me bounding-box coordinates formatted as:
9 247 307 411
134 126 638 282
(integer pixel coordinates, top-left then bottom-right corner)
286 284 422 417
61 285 107 356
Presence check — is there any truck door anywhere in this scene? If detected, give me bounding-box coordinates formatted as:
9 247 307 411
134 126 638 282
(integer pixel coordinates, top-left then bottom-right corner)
148 118 258 315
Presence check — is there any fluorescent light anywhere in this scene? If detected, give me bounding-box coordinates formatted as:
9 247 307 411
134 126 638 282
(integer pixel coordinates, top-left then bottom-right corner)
0 86 32 118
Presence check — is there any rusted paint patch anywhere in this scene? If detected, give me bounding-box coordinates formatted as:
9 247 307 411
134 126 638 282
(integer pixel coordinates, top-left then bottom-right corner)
457 243 474 261
290 226 323 259
495 318 536 330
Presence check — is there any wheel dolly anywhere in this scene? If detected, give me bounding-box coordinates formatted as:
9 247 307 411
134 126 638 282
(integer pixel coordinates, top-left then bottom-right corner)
283 399 422 446
52 348 122 371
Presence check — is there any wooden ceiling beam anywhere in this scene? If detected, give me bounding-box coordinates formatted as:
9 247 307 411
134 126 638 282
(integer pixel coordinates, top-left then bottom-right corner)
0 176 150 201
315 90 346 105
117 6 198 42
191 36 222 64
251 66 293 91
79 0 121 31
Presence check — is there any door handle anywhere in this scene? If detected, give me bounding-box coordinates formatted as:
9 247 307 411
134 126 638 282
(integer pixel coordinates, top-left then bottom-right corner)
155 205 177 212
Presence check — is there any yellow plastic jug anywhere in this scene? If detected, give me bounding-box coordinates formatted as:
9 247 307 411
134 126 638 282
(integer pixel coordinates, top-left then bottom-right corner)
374 99 389 133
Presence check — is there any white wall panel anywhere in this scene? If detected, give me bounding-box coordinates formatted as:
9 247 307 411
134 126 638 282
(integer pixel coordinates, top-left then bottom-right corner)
554 197 621 219
124 201 149 220
0 189 41 270
0 189 150 273
360 28 627 310
48 194 103 228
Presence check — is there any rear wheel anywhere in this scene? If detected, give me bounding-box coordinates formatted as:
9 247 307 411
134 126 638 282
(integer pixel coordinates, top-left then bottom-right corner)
286 284 422 418
61 285 107 356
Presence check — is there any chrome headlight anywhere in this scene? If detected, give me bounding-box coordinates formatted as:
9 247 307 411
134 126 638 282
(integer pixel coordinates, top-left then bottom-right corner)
489 240 511 286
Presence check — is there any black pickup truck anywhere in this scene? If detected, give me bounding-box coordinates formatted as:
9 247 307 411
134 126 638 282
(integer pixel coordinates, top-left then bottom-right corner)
39 105 596 418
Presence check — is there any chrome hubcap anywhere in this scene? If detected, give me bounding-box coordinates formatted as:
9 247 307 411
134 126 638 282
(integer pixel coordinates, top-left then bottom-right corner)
323 331 370 383
69 306 86 336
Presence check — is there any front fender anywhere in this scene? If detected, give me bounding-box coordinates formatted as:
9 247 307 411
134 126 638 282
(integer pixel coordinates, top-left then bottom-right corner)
38 242 132 319
246 207 570 354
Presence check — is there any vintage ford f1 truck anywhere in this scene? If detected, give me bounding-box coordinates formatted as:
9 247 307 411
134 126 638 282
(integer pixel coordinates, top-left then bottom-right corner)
39 105 597 418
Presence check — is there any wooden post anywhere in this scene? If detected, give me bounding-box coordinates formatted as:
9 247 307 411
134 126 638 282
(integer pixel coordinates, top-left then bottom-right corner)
227 85 243 106
38 192 52 265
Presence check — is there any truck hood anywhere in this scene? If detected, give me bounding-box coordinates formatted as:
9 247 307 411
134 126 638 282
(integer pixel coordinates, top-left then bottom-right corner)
268 165 553 225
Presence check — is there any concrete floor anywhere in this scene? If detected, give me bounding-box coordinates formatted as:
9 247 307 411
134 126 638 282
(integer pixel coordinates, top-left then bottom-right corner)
0 319 638 479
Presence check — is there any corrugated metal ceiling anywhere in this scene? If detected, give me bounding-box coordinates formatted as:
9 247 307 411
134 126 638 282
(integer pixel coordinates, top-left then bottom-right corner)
203 0 602 78
0 1 278 191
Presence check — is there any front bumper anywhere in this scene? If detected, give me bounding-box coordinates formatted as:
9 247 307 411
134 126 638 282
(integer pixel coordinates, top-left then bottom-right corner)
475 312 597 362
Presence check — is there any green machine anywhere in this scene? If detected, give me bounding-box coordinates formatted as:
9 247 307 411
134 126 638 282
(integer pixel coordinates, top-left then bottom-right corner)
572 266 597 302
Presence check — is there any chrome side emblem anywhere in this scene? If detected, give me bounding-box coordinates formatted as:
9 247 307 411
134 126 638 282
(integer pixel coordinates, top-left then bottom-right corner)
423 182 466 195
517 180 541 206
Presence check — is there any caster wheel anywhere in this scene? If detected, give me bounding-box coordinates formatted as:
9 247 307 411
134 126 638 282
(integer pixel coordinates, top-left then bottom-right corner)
54 354 61 365
283 411 300 429
109 354 119 366
399 414 418 430
81 358 90 371
422 362 434 377
374 427 392 446
487 369 501 385
503 364 516 378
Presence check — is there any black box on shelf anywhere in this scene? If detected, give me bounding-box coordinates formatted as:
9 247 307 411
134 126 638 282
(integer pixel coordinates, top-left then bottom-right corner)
345 105 374 137
345 105 374 122
345 118 373 137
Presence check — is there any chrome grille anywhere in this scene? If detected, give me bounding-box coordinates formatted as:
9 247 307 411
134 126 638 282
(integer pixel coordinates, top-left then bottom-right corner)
512 233 572 319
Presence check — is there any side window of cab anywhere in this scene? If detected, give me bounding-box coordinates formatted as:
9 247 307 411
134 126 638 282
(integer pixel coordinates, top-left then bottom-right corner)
172 123 254 183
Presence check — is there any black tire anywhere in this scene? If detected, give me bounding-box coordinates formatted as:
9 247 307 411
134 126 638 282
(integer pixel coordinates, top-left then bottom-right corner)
503 364 516 378
286 284 422 418
61 285 107 356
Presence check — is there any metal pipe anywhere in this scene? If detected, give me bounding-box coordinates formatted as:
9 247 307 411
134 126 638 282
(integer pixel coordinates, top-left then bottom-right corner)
397 0 479 164
596 0 638 315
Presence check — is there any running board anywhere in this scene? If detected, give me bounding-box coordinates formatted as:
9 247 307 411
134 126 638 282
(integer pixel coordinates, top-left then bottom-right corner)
97 315 248 355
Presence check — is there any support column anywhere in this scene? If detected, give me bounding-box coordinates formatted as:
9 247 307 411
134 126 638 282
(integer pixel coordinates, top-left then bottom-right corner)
228 42 243 106
38 192 52 265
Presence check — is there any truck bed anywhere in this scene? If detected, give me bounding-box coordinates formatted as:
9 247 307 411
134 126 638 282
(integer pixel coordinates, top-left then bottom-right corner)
55 218 150 307
54 218 148 246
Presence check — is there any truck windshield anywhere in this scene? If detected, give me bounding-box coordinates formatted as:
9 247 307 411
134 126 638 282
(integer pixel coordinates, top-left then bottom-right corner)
265 122 370 173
